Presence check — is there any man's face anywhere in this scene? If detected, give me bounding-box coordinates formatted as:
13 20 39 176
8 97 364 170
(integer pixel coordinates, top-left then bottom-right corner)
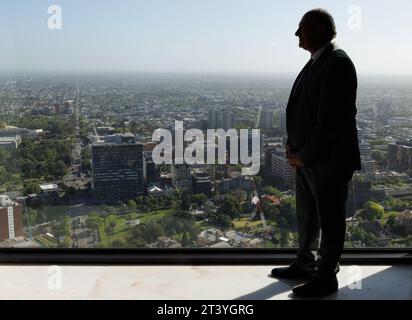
295 15 317 53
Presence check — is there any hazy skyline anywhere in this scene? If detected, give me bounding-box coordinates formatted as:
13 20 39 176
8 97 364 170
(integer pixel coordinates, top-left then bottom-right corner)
0 0 411 75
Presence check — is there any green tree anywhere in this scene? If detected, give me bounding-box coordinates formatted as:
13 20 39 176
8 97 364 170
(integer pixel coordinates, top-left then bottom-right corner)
253 176 262 189
371 150 388 167
27 208 38 226
129 238 147 247
277 196 297 229
111 238 128 248
86 212 100 230
217 215 232 229
230 189 247 202
180 193 191 211
192 193 208 206
0 165 11 184
405 236 412 247
181 232 190 247
135 195 145 209
58 216 72 237
386 214 397 228
54 160 68 177
81 148 92 171
105 225 114 234
23 182 41 196
218 196 239 219
280 230 289 247
127 200 137 210
135 221 164 243
263 204 280 222
60 236 72 248
362 201 384 220
144 196 157 211
262 186 282 197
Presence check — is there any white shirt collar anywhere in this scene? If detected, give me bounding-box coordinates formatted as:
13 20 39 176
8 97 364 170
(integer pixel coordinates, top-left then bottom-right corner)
311 39 335 61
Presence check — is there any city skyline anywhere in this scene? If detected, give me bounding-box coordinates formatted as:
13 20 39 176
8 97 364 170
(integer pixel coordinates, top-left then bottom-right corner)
1 64 412 249
0 0 412 75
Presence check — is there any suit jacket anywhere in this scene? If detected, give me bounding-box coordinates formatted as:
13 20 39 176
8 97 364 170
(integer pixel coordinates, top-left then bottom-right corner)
286 43 362 174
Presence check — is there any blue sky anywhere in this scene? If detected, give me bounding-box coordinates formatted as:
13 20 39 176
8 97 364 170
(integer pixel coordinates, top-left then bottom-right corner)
0 0 411 74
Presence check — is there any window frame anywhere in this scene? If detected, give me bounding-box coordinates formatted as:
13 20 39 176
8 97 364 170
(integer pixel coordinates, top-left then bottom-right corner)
1 248 411 264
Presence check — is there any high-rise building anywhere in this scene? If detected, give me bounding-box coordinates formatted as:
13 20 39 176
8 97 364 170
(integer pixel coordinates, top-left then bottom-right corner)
208 108 218 129
92 134 144 201
399 145 412 171
263 143 278 180
271 148 295 189
357 127 364 143
346 176 372 217
376 98 391 124
387 142 412 171
388 143 399 169
192 170 212 197
200 119 209 131
222 111 235 130
259 108 274 129
172 164 193 192
208 108 236 130
0 195 24 241
145 160 160 185
53 103 60 114
63 100 74 114
361 157 376 177
359 140 372 158
358 139 375 177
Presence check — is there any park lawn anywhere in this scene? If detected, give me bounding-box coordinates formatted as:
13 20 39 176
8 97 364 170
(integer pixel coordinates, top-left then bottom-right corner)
1 176 51 194
232 217 263 229
0 174 24 193
97 214 132 246
98 209 174 246
137 209 173 224
195 220 215 231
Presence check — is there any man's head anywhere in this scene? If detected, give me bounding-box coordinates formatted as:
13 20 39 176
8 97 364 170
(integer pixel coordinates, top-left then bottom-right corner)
295 9 336 54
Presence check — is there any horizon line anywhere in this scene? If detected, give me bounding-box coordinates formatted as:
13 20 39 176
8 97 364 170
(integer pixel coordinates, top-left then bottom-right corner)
1 70 412 79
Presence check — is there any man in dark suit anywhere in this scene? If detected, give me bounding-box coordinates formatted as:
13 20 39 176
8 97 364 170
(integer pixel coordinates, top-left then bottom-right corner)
270 8 361 297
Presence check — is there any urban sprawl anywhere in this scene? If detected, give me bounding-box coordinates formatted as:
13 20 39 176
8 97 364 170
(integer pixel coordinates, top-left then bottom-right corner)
0 74 411 249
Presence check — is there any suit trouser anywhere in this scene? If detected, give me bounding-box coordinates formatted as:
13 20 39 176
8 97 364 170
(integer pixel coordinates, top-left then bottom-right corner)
295 165 353 275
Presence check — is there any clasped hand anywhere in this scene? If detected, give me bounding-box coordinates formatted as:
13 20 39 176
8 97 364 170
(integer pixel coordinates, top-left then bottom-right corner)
286 145 304 168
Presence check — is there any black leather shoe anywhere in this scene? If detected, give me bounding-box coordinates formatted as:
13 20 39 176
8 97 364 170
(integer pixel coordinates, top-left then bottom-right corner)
270 261 314 279
292 275 338 298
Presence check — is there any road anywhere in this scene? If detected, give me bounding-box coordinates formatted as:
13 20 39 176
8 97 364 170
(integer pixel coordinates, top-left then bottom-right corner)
63 81 90 190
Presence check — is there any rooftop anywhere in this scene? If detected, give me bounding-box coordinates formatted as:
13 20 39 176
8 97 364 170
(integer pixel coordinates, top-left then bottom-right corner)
0 195 14 207
39 183 59 192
